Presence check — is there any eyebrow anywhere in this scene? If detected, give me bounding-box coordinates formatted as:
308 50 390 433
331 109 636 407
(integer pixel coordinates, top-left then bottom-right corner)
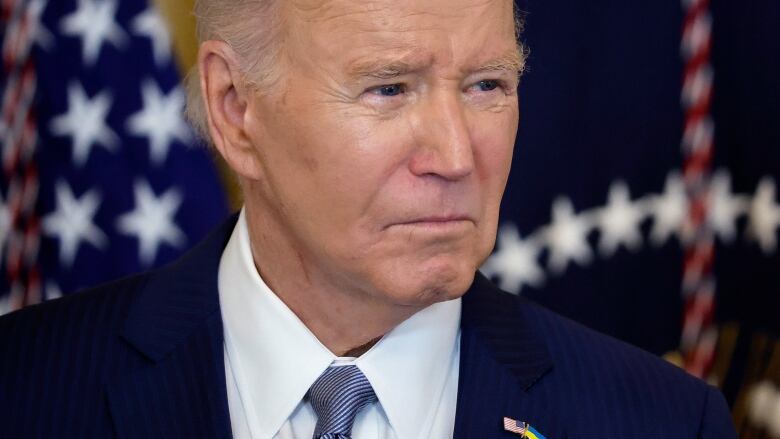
472 48 526 75
346 47 526 81
347 54 431 80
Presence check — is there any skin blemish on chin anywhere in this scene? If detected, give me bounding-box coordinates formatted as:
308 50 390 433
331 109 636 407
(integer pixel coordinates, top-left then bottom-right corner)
295 249 313 285
279 88 290 107
302 155 319 172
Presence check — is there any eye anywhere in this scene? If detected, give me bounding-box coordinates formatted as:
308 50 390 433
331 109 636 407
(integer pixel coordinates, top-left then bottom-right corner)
369 84 405 97
476 79 500 92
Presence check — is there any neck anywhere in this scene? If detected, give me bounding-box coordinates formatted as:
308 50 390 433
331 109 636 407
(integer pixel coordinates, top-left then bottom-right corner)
243 203 423 357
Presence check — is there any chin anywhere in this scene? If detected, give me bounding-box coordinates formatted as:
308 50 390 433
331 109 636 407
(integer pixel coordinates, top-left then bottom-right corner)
376 255 478 307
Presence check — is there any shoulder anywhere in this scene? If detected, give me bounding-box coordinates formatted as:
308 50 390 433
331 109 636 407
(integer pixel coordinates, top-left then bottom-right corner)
519 296 688 379
0 215 237 435
0 274 155 386
0 272 150 344
513 292 734 435
461 273 737 436
0 214 237 351
515 293 701 389
0 272 158 433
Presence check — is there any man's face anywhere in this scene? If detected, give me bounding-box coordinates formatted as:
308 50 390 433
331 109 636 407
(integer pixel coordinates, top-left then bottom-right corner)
244 0 519 306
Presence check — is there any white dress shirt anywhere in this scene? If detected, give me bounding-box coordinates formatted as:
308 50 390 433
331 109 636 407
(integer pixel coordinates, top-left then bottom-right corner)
218 210 461 439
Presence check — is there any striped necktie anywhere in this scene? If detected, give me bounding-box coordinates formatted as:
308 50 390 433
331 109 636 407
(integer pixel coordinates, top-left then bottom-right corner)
308 365 378 439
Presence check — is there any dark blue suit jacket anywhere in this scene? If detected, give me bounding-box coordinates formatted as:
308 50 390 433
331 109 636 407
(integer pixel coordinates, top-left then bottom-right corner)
0 216 737 438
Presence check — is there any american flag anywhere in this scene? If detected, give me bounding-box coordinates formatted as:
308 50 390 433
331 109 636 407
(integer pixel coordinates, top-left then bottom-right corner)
503 417 547 439
0 0 228 314
503 417 528 436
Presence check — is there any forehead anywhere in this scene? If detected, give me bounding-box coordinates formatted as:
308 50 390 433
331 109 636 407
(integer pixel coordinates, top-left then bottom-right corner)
289 0 511 22
284 0 518 70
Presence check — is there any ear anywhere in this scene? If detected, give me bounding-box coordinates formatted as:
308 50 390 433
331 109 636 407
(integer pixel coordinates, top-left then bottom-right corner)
198 41 263 180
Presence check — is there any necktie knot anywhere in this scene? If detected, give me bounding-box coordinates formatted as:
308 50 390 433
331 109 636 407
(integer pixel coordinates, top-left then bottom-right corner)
308 365 377 439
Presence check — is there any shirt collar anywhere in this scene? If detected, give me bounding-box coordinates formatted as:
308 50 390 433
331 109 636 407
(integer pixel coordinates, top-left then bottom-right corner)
356 296 461 439
219 209 461 439
219 210 335 438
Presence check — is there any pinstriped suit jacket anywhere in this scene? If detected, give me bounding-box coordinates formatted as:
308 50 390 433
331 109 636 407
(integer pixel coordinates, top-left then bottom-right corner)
0 215 737 438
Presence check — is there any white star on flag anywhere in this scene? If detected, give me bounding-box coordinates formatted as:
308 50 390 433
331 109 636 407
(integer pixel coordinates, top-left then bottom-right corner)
484 169 780 292
545 197 593 273
45 281 63 301
126 80 192 166
481 224 544 293
50 81 119 167
0 192 10 265
0 292 11 316
709 170 749 243
29 0 55 51
42 181 107 267
117 180 186 266
747 177 780 254
60 0 127 65
598 181 644 256
131 8 172 67
650 172 688 246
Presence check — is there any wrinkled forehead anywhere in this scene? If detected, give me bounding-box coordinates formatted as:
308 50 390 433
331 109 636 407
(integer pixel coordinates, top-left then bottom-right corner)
282 0 519 73
287 0 514 24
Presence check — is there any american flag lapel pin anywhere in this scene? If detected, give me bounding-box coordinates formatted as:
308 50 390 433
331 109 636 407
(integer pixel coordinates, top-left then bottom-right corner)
503 417 547 439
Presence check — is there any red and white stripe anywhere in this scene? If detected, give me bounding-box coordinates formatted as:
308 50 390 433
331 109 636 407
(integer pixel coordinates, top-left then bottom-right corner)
503 417 528 436
1 0 43 311
679 0 717 379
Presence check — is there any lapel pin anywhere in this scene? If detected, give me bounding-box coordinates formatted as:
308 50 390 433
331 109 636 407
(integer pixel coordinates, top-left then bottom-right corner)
503 417 547 439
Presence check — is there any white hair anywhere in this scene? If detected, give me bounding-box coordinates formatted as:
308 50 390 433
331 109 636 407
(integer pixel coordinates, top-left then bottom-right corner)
185 0 526 145
185 0 284 144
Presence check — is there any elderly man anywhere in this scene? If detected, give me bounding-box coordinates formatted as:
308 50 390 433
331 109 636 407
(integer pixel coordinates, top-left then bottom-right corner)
0 0 737 438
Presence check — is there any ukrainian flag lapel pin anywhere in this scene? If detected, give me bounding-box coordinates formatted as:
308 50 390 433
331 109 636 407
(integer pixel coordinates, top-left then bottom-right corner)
503 417 547 439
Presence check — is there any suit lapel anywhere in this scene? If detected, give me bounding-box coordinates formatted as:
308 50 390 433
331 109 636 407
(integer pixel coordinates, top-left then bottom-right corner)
107 215 238 439
106 216 554 438
453 273 556 438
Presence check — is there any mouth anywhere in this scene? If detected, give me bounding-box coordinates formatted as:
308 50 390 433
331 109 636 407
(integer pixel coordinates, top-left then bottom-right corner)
386 215 475 230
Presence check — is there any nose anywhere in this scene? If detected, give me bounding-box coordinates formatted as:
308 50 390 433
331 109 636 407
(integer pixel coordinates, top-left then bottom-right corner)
408 89 474 181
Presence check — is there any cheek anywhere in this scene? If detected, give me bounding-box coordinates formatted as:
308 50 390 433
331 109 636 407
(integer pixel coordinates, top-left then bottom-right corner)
314 123 412 212
262 99 413 233
472 109 517 194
